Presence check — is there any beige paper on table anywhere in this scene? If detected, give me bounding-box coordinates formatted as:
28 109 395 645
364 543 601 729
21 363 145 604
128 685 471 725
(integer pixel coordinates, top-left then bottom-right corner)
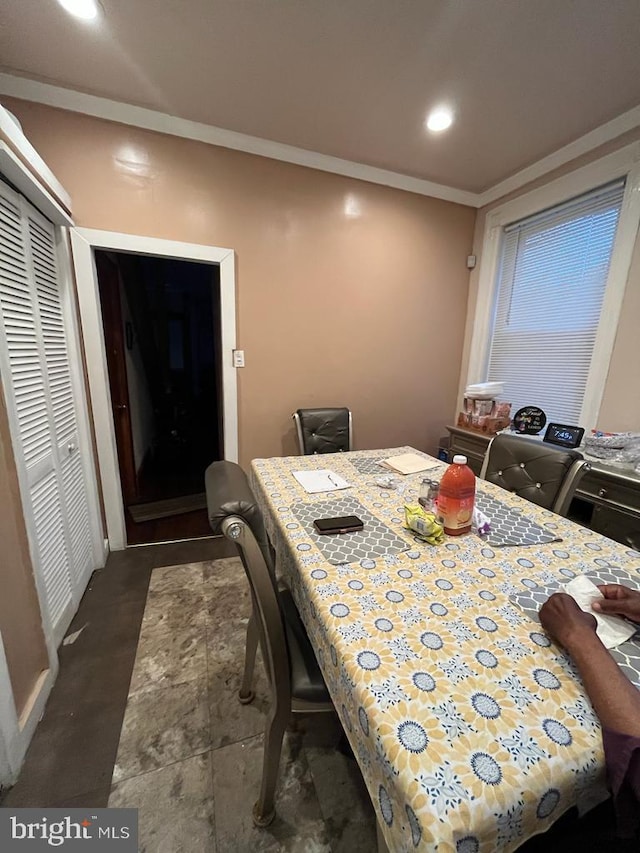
379 453 440 476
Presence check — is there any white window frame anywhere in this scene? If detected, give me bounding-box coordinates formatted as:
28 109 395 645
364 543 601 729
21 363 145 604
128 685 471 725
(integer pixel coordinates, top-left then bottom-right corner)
466 141 640 432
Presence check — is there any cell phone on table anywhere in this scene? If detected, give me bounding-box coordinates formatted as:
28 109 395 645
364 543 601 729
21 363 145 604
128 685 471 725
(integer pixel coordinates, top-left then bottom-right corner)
313 515 364 535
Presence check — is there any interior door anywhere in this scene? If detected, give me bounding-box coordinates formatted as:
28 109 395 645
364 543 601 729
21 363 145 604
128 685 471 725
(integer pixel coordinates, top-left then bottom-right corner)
0 180 95 645
95 252 138 505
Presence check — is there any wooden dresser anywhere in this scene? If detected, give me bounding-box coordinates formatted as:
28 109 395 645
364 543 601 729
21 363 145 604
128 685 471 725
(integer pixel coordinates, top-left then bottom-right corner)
445 425 492 475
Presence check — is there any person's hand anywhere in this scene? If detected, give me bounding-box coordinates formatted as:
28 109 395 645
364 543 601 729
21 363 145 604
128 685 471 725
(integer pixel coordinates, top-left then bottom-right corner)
592 584 640 623
539 592 597 650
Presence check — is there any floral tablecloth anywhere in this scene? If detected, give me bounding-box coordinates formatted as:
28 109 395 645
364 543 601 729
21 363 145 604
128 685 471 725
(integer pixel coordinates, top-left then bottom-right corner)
249 447 640 853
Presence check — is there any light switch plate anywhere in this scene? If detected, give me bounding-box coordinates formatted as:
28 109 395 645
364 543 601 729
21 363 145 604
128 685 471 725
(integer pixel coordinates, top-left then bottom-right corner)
232 349 245 368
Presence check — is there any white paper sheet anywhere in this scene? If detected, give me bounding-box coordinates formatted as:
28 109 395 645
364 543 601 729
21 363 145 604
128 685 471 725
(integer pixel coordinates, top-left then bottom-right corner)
378 453 440 475
564 576 636 649
292 469 351 494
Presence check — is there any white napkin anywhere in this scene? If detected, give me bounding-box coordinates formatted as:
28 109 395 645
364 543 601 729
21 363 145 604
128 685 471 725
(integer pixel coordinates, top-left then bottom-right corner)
564 576 636 649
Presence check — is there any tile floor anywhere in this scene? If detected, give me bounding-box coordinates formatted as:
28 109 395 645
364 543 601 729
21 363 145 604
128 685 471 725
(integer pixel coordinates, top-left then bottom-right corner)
2 538 631 852
1 537 235 809
107 556 377 852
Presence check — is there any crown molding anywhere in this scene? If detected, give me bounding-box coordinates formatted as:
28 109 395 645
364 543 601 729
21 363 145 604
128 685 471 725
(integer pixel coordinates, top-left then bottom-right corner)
476 104 640 208
0 73 477 207
1 73 639 211
0 100 72 211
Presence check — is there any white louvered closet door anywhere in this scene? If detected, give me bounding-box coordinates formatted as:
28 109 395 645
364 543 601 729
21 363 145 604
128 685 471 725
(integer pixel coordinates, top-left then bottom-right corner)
25 206 94 593
0 180 94 645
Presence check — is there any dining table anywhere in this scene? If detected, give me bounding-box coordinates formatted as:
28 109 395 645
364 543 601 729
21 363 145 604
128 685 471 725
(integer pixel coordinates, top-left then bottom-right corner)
249 446 640 853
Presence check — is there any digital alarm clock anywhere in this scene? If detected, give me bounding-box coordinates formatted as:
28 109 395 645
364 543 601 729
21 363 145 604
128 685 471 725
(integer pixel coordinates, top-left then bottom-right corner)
543 423 585 449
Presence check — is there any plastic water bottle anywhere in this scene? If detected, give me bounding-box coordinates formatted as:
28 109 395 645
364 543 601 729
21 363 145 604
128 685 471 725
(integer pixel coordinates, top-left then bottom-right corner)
437 454 476 536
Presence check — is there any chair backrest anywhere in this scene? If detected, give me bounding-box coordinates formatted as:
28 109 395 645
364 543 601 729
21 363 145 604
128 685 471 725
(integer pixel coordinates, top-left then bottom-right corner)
292 407 352 455
205 460 290 699
481 433 589 516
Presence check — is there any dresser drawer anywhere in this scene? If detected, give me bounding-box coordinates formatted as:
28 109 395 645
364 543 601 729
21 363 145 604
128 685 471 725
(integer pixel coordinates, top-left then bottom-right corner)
576 470 640 518
453 432 488 455
590 505 640 550
448 433 489 473
448 427 490 451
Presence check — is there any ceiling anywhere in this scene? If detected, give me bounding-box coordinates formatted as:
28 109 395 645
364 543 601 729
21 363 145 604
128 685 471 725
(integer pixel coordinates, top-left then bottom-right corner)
1 0 640 196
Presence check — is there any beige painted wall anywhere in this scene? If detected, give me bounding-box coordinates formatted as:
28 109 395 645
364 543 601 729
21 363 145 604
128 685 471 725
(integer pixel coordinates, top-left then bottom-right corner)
0 392 48 715
4 97 477 468
458 129 640 432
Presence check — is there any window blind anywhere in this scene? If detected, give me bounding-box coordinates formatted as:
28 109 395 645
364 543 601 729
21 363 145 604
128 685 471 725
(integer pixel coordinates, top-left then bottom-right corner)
486 180 625 425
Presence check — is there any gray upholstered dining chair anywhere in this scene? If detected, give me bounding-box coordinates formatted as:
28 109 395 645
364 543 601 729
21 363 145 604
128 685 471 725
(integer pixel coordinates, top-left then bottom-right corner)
205 460 334 827
480 433 590 516
292 407 352 455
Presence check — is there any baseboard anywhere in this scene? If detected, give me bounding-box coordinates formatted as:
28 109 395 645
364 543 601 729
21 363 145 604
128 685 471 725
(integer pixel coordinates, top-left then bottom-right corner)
4 664 55 784
17 669 49 731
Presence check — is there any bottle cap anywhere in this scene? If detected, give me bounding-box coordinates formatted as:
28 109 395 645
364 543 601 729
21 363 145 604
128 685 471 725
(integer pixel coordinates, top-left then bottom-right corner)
452 454 467 465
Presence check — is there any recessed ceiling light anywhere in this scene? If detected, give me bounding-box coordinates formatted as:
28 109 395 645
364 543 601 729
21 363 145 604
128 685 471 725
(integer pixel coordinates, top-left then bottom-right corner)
425 106 454 133
56 0 100 20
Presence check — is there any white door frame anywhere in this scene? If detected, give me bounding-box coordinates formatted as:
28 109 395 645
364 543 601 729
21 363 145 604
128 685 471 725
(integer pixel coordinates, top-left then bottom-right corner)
70 229 238 551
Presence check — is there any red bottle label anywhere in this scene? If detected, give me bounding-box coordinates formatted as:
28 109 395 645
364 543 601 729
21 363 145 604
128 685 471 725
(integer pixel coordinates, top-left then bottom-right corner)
437 487 475 533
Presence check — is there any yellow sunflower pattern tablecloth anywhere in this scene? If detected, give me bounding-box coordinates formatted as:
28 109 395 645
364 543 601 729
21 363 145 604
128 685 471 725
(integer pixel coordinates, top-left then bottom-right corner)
249 448 640 853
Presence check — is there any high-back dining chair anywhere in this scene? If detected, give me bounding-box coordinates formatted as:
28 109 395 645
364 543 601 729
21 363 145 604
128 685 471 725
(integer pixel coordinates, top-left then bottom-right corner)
205 460 333 827
480 433 589 516
293 407 352 455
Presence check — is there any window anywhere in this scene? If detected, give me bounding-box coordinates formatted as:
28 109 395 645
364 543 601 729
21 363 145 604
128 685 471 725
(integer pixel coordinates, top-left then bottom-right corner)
485 180 625 424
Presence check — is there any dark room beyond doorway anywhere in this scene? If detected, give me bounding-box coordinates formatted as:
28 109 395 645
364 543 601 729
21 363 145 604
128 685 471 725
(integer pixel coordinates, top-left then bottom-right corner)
95 250 222 545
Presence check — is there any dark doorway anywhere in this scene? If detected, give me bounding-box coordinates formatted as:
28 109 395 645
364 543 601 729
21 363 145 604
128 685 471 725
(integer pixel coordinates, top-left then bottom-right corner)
95 251 222 545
